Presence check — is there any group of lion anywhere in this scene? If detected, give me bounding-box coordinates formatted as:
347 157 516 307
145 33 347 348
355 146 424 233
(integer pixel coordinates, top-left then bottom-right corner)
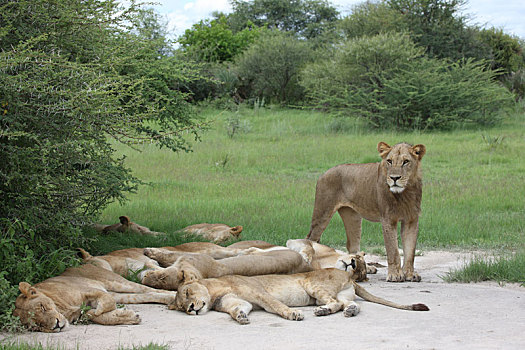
14 142 429 332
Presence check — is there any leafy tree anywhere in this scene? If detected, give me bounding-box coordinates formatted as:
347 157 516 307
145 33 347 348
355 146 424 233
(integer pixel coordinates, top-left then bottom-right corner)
228 0 339 39
386 0 489 61
478 28 524 75
338 0 408 39
301 32 514 130
0 0 203 329
179 15 263 63
235 31 313 103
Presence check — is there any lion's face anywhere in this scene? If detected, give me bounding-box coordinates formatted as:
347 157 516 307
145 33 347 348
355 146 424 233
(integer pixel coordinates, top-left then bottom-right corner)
170 282 210 315
13 282 69 333
142 262 202 290
142 268 180 290
378 142 426 194
334 252 368 282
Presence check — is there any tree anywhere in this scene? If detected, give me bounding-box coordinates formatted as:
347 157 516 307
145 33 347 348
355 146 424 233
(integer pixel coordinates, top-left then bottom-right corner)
178 15 263 63
235 31 313 103
228 0 339 39
300 32 514 130
386 0 488 61
0 0 203 329
338 0 408 39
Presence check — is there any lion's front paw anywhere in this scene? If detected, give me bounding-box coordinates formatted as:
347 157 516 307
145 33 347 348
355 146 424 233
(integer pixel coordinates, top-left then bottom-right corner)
314 307 331 317
386 269 405 282
286 309 304 321
343 304 360 317
404 271 421 282
235 311 250 325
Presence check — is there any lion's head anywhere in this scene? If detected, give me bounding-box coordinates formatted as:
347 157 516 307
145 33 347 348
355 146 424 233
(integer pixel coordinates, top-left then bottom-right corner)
13 282 69 333
334 252 368 282
142 260 203 291
378 142 426 194
169 281 210 315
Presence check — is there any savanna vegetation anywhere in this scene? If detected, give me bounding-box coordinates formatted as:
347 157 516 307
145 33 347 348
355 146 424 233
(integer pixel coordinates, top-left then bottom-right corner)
1 0 524 332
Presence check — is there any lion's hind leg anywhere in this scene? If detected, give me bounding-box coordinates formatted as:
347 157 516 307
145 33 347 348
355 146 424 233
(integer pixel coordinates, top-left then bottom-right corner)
336 284 360 317
244 291 304 322
215 293 253 325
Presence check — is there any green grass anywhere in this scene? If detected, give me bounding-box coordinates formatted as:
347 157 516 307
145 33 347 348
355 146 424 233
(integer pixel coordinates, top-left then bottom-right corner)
444 250 525 285
91 106 525 254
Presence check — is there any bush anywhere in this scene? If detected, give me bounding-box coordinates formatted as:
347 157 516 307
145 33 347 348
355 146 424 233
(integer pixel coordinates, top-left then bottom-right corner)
235 31 314 103
0 0 203 330
0 219 80 331
301 33 515 130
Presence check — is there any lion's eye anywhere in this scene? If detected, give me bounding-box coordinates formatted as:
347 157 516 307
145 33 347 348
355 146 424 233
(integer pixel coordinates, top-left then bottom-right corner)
386 159 392 165
402 160 410 166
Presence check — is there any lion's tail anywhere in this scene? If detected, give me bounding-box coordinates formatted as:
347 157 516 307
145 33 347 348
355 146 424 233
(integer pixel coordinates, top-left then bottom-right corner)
354 282 429 311
77 248 93 260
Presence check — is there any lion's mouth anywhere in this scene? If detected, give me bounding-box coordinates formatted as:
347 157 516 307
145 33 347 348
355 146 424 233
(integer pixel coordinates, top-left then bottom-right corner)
389 185 405 193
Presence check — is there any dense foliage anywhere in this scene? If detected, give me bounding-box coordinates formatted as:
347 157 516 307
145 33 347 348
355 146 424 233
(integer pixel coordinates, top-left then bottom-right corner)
227 0 339 39
0 0 203 329
301 33 514 129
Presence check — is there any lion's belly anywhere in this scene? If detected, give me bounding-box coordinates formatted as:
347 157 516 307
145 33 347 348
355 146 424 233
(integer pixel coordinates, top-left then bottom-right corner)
264 279 315 307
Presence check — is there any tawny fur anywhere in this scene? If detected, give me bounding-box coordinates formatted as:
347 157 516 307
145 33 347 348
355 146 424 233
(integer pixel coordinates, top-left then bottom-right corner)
13 264 176 332
181 223 243 243
306 142 426 282
170 269 429 324
78 248 161 279
142 249 313 290
286 239 373 281
93 216 165 236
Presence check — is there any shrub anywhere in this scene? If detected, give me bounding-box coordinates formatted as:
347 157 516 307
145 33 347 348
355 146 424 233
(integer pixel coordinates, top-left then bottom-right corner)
301 33 514 130
235 31 314 103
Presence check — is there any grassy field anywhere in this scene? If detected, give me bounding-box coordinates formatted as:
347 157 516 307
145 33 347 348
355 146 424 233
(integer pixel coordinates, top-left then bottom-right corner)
90 106 525 257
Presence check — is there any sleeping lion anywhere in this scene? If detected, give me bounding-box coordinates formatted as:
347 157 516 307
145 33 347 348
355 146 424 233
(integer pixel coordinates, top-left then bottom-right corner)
13 264 176 332
170 268 429 324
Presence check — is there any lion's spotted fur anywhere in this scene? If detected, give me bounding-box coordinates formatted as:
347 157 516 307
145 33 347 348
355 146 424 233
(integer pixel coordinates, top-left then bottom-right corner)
170 269 429 324
306 142 426 282
13 264 176 332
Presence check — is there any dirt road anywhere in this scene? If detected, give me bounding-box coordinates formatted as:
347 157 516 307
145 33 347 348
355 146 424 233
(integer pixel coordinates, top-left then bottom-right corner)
2 251 524 349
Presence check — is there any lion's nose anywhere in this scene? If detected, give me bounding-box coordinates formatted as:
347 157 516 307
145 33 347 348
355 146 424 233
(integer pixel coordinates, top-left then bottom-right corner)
390 176 401 183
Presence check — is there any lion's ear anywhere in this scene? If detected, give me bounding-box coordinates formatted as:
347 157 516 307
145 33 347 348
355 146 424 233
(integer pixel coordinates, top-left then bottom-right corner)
119 216 130 225
19 282 38 298
358 251 366 257
410 144 426 160
377 142 392 159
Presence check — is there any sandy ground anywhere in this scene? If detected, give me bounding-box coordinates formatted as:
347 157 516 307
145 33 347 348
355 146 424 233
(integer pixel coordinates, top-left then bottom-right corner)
2 250 524 350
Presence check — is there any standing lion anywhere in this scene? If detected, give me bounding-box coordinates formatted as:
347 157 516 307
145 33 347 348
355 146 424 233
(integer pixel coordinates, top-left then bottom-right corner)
306 142 426 282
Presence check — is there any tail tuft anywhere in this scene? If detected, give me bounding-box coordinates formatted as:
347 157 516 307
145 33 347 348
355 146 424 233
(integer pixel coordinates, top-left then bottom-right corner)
412 303 429 311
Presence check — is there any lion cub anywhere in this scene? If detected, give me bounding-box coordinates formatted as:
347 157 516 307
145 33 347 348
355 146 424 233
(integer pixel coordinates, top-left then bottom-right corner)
170 268 429 324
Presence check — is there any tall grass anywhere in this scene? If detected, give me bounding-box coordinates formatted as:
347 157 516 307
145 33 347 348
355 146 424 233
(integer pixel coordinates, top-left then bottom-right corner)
444 250 525 285
90 106 525 253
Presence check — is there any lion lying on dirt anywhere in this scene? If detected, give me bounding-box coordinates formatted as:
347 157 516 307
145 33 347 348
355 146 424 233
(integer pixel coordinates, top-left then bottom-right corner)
286 239 379 281
306 142 426 282
78 248 162 280
180 223 243 243
93 216 164 236
142 249 313 290
13 264 177 332
170 268 429 324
